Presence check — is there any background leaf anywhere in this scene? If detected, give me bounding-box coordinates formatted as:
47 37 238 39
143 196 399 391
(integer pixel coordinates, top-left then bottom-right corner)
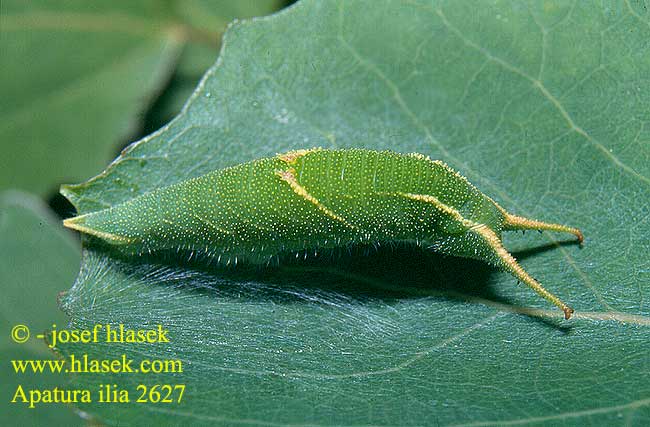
0 0 281 197
0 191 81 426
59 0 650 425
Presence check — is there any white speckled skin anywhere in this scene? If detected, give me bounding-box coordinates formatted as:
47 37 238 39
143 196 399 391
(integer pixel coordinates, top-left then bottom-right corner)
65 149 505 266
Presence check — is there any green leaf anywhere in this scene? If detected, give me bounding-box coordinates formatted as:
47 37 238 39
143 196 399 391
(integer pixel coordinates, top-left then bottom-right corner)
0 0 281 196
0 191 82 425
60 0 650 425
142 0 285 135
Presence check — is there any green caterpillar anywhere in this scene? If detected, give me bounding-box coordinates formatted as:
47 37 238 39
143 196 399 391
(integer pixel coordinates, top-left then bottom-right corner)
64 148 583 319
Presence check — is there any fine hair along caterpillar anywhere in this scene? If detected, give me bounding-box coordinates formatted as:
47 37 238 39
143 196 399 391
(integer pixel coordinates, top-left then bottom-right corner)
64 148 583 319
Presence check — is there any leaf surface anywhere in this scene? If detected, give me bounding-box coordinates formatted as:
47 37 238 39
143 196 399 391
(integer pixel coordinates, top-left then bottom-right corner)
60 1 650 425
